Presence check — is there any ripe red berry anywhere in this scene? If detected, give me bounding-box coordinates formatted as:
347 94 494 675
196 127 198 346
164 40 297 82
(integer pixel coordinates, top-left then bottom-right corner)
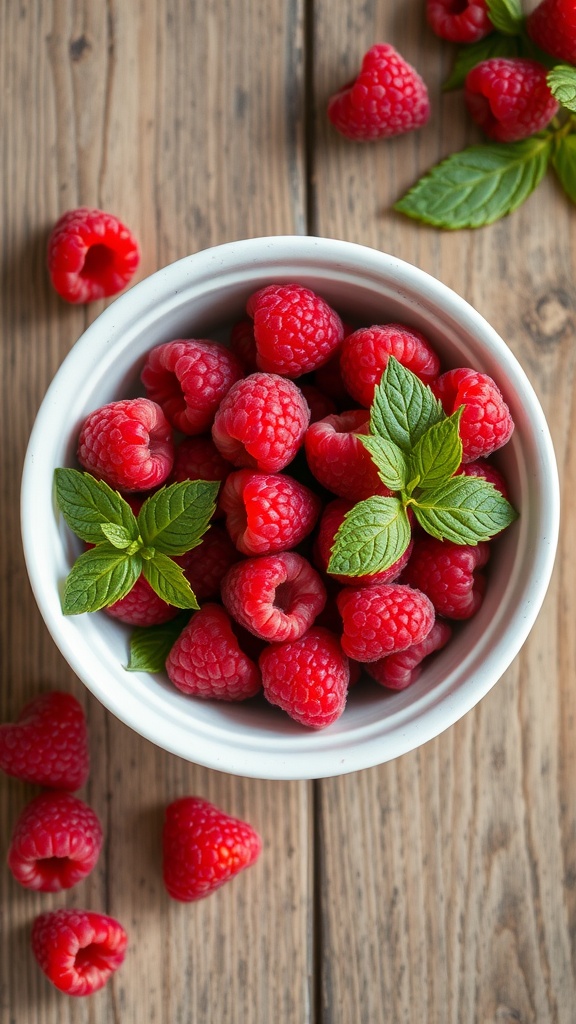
247 283 344 377
337 583 435 662
313 498 413 586
0 691 89 790
221 551 326 643
260 627 349 729
77 397 174 491
401 536 490 619
166 603 262 701
328 43 430 141
162 796 262 901
177 524 240 601
431 367 514 463
47 207 140 304
339 324 440 408
365 619 452 690
219 469 322 555
527 0 576 65
31 909 128 996
104 573 179 626
464 58 559 143
426 0 493 43
8 791 103 892
170 435 233 487
304 409 391 502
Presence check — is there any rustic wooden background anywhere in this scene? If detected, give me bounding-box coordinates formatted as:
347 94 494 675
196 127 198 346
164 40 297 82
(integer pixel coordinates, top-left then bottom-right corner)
1 1 575 1021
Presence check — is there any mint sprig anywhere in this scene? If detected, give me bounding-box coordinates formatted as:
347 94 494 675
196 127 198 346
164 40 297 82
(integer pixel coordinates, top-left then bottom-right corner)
62 544 143 616
327 497 411 578
552 134 576 205
54 468 139 546
547 66 576 114
410 476 517 543
126 613 191 673
370 357 445 450
486 0 524 36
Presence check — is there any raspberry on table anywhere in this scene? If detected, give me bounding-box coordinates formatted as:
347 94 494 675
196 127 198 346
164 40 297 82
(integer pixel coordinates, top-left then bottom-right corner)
169 435 233 487
162 796 262 901
259 627 349 729
212 372 310 473
8 791 103 892
47 207 140 304
431 367 514 463
304 409 391 502
104 573 180 626
166 603 262 701
77 397 175 492
365 619 452 690
327 43 430 141
401 536 490 619
339 324 441 408
141 339 243 435
221 551 326 643
177 524 240 601
0 691 89 790
426 0 493 43
337 583 435 662
527 0 576 65
313 498 413 586
219 469 322 556
31 909 128 996
464 58 559 143
247 283 344 377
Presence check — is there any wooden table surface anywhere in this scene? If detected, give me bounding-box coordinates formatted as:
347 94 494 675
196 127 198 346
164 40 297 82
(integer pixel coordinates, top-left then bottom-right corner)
2 2 575 1022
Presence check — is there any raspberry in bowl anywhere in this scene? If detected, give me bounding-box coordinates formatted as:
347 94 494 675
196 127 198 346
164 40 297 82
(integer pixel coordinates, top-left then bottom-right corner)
21 236 559 780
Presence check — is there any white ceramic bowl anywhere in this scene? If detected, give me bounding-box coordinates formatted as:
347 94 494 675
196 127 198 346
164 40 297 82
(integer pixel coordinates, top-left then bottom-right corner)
21 236 559 780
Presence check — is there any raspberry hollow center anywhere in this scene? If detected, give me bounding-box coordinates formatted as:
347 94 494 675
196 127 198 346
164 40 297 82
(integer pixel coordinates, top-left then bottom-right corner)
80 243 115 280
74 942 117 974
274 580 296 612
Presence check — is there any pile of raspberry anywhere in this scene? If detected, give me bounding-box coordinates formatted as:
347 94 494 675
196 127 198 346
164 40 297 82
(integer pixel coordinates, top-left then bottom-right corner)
76 282 515 731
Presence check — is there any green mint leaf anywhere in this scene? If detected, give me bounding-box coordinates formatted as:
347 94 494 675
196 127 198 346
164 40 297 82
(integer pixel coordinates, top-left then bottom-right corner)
327 496 411 577
142 552 199 609
443 33 520 91
61 544 142 615
407 409 463 493
486 0 524 35
547 65 576 113
358 434 408 491
54 468 139 546
99 523 134 549
552 134 576 205
410 477 518 544
394 137 552 229
370 356 445 452
126 612 191 672
137 480 220 557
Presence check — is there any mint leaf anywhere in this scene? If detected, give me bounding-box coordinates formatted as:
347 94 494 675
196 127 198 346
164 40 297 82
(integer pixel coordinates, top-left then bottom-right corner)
371 357 445 452
547 65 576 113
443 33 520 91
126 613 191 672
486 0 524 35
552 134 576 204
137 480 220 557
394 138 552 229
358 435 408 491
407 410 463 493
100 523 134 549
410 477 518 544
327 496 411 577
54 468 139 546
142 552 199 609
62 544 142 615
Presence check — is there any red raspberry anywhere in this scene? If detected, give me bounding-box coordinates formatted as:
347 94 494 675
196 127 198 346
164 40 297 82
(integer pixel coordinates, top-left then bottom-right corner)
304 409 390 502
426 0 492 43
458 458 509 499
170 435 233 487
366 619 452 690
141 339 243 435
166 604 262 701
314 498 413 586
104 573 179 626
260 627 349 729
340 324 441 408
328 43 430 141
247 283 344 377
77 397 174 492
337 583 435 662
47 207 140 304
299 384 337 423
402 536 490 619
230 319 258 371
212 372 310 473
31 909 127 996
431 367 514 463
219 470 321 556
527 0 576 65
464 59 559 143
177 524 240 601
162 796 262 901
8 791 103 892
221 551 326 643
0 692 89 790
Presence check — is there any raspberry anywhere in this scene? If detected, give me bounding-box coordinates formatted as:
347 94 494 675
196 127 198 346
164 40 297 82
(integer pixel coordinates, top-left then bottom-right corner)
458 458 509 499
527 0 576 65
170 435 233 487
141 339 243 435
337 583 435 662
259 627 349 729
339 324 441 408
464 59 559 143
162 796 261 901
426 0 493 43
8 791 103 892
166 604 262 701
327 43 430 141
304 409 390 502
31 909 127 996
77 397 174 492
0 692 89 790
221 551 326 643
313 498 413 586
366 619 452 690
299 384 337 423
47 207 140 304
230 319 258 371
431 367 514 463
401 536 490 619
177 524 240 601
104 573 179 626
219 469 322 556
212 372 310 473
247 283 344 377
